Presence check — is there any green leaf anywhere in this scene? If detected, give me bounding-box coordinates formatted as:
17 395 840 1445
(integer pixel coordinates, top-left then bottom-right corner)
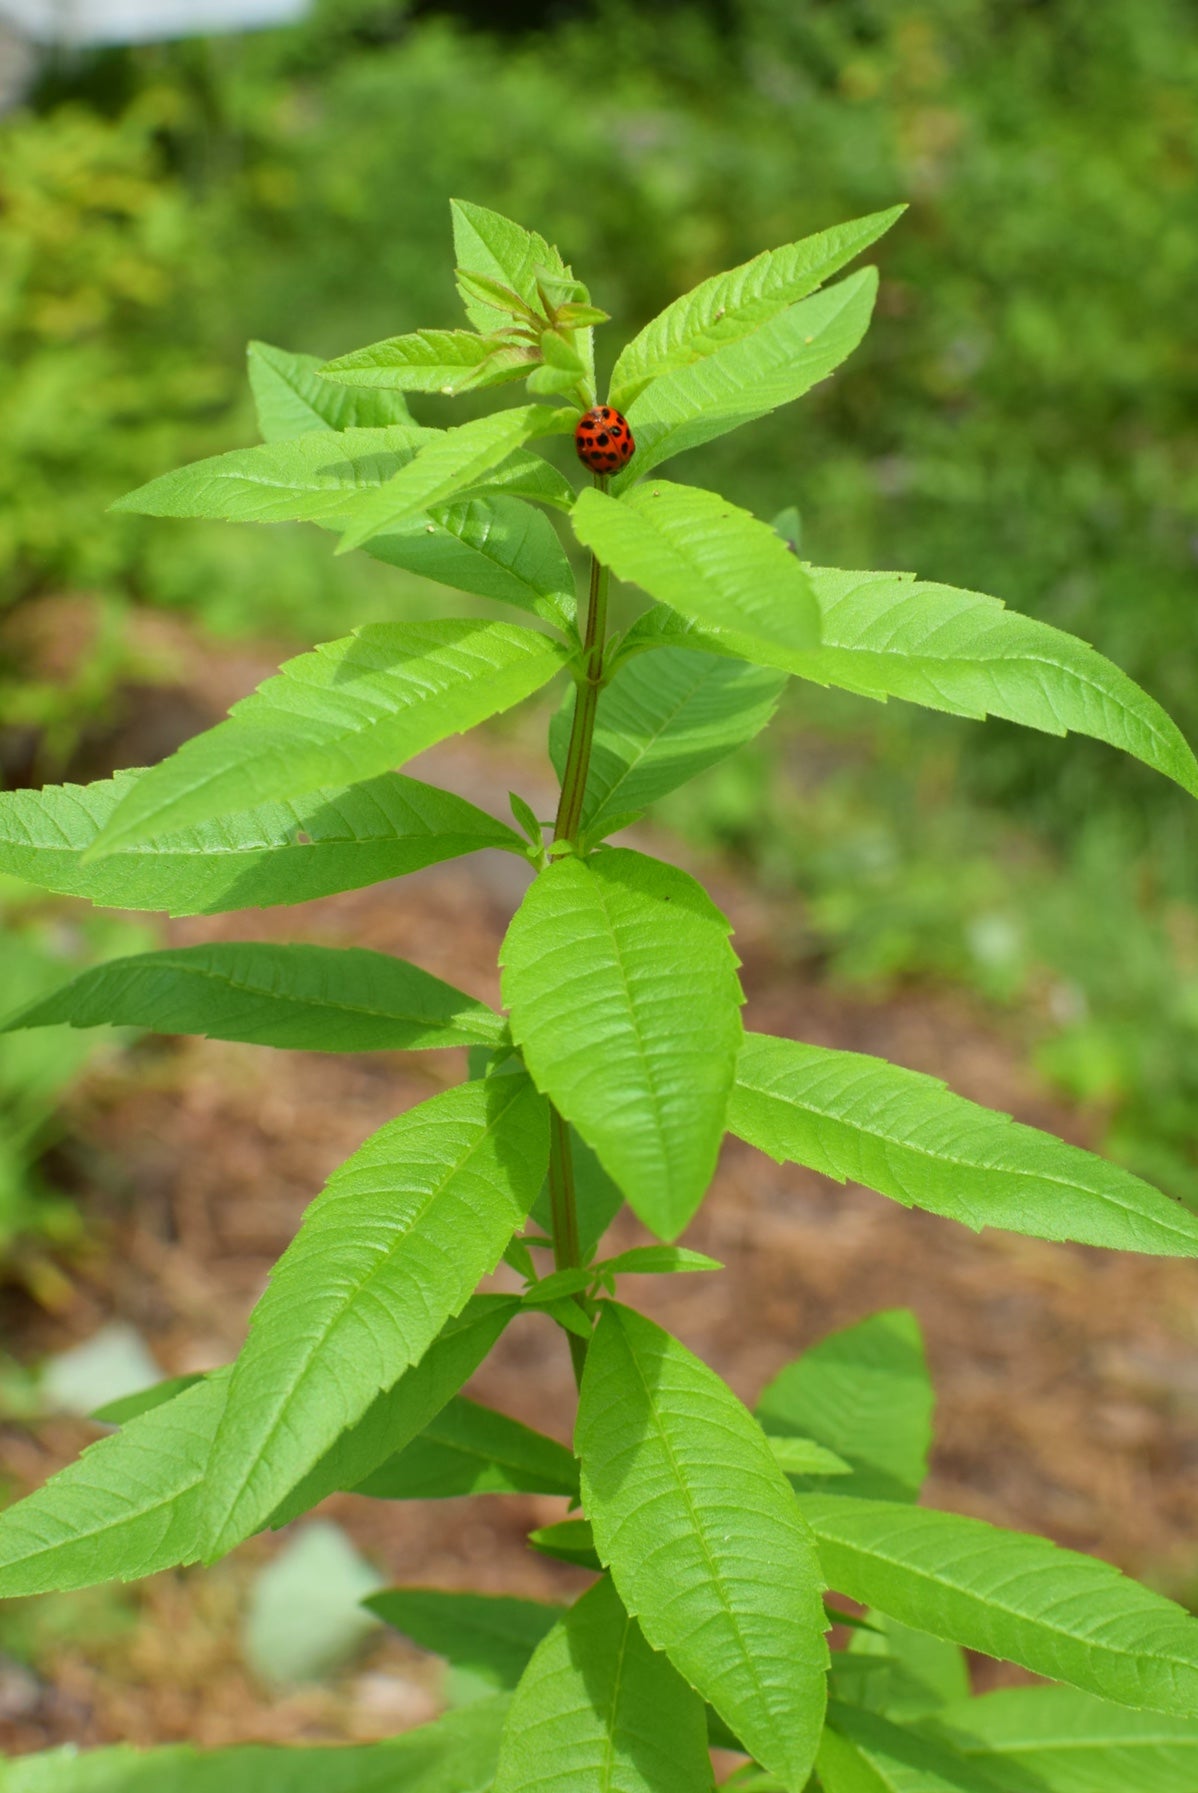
529 1127 624 1259
527 1517 601 1569
247 340 413 440
730 1033 1198 1257
797 1491 1198 1716
767 1437 853 1478
0 1369 228 1596
321 329 530 394
270 1295 518 1527
0 768 522 917
577 1304 829 1791
354 1394 578 1499
202 1075 549 1557
501 848 743 1240
112 425 571 530
368 494 576 630
451 199 574 338
572 482 820 658
88 620 571 856
549 646 787 836
367 1587 563 1691
926 1685 1198 1792
612 269 878 487
492 1575 713 1793
91 1374 205 1426
3 1700 510 1792
610 207 903 410
652 566 1198 801
845 1612 971 1720
819 1703 1010 1793
1 942 505 1053
335 406 561 555
596 1245 722 1278
755 1309 933 1502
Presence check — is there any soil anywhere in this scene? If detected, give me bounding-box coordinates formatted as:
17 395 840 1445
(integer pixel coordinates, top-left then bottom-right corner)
1 621 1196 1757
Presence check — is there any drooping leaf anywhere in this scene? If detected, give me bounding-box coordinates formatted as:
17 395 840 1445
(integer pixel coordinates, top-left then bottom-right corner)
925 1685 1198 1792
335 406 565 555
367 1587 564 1691
270 1295 518 1526
611 269 878 487
730 1033 1198 1257
610 207 903 409
368 494 576 630
247 340 413 440
88 620 571 856
0 1370 228 1597
549 646 787 837
631 564 1198 800
1 942 505 1053
353 1394 578 1500
4 1699 510 1793
797 1492 1198 1716
502 848 743 1239
321 329 531 394
492 1575 713 1793
577 1304 829 1791
202 1075 549 1557
111 425 572 530
819 1703 1010 1793
755 1309 933 1502
572 482 819 658
0 769 523 918
529 1126 624 1259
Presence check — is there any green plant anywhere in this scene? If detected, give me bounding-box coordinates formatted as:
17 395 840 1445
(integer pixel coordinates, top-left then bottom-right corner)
2 199 1198 1789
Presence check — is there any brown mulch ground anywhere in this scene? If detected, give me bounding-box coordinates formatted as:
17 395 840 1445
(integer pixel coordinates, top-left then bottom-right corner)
1 623 1196 1755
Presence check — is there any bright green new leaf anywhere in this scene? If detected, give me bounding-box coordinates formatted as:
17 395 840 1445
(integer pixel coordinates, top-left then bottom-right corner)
797 1492 1198 1716
596 1245 723 1278
202 1075 549 1557
611 269 878 487
111 424 571 532
610 207 903 409
819 1703 1009 1793
367 1588 564 1691
270 1295 518 1526
247 340 413 440
321 329 530 394
730 1033 1198 1256
527 1518 601 1569
492 1575 713 1793
0 768 521 918
88 620 571 856
335 405 561 554
572 483 819 658
926 1685 1198 1792
368 494 576 630
451 199 569 333
0 1370 228 1597
502 848 743 1239
577 1304 829 1791
549 646 787 836
767 1437 853 1478
0 942 505 1053
354 1394 578 1500
845 1611 971 1721
755 1309 933 1501
92 1374 205 1425
4 1700 510 1793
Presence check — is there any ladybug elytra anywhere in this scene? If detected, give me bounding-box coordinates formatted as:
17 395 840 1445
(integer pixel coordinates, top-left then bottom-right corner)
574 405 635 476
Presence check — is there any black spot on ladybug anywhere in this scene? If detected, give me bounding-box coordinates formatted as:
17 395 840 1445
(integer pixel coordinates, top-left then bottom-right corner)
596 432 609 445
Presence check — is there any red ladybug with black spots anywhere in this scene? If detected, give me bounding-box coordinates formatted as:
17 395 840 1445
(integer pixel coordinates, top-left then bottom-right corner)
574 405 635 476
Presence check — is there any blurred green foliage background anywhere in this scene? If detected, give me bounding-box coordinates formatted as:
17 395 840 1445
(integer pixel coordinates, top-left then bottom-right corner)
1 0 1196 1255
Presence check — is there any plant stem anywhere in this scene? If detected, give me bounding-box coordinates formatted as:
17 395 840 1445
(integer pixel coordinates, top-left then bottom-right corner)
543 472 612 1384
553 474 610 846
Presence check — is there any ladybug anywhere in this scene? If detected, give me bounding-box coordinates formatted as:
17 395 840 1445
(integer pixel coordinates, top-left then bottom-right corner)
574 405 635 476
